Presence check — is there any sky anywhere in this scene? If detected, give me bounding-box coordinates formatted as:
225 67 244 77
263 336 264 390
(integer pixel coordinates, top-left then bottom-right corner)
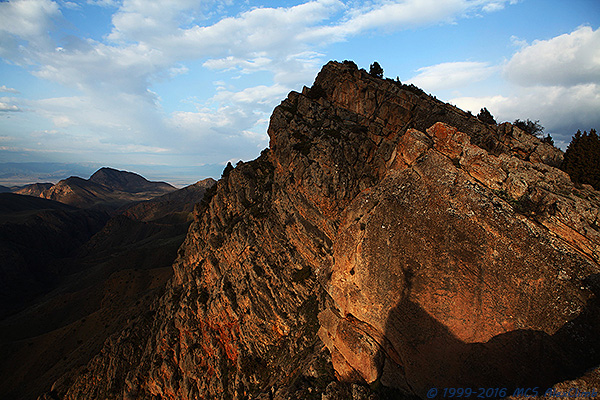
0 0 599 185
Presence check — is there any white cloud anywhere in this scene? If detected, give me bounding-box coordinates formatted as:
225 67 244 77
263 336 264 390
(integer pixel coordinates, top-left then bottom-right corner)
0 0 60 39
61 1 81 10
505 25 600 87
0 0 523 170
509 35 527 49
213 84 288 106
0 0 61 62
408 61 497 91
108 0 203 44
447 26 600 145
482 0 519 13
203 56 274 74
0 102 21 112
86 0 120 7
301 0 517 42
0 85 19 93
51 115 74 127
453 84 600 134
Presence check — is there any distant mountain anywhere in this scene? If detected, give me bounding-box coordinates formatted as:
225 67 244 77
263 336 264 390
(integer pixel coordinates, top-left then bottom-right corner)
13 182 54 197
40 176 120 209
89 167 175 193
0 186 11 193
37 167 177 210
0 162 221 188
0 162 99 187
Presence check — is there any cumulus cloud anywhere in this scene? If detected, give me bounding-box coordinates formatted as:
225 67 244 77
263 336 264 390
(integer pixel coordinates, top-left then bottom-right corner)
0 85 19 93
453 84 600 133
505 25 600 87
408 61 497 92
450 27 600 147
0 0 521 170
0 102 21 112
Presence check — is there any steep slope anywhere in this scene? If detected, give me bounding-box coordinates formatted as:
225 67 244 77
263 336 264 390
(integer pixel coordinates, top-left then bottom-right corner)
0 194 109 319
45 61 599 399
122 178 216 223
1 180 215 400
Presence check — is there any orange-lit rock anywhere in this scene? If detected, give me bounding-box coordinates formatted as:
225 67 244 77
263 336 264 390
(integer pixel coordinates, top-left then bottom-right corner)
43 61 600 400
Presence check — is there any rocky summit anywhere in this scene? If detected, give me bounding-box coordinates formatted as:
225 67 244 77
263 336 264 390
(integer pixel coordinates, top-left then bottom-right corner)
42 61 600 399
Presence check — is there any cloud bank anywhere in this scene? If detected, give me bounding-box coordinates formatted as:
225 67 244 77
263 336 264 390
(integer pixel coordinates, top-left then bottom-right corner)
416 25 600 147
2 0 590 177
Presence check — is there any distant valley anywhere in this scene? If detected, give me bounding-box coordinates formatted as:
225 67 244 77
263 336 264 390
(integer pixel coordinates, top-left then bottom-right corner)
0 167 215 399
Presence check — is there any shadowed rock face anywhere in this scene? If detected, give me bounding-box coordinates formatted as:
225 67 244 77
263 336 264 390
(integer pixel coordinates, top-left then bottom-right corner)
0 179 215 400
43 61 600 399
0 194 109 319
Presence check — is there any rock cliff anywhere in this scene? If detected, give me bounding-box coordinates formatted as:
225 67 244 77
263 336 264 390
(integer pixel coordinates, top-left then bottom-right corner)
45 61 600 399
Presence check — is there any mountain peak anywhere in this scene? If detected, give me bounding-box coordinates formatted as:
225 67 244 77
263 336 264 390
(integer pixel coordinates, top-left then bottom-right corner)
89 167 174 193
39 61 600 399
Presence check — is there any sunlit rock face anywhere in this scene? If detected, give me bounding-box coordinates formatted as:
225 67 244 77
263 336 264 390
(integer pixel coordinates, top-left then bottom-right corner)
46 61 599 400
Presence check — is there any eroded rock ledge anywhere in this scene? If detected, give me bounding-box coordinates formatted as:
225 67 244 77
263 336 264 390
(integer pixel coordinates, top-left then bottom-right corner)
45 61 600 400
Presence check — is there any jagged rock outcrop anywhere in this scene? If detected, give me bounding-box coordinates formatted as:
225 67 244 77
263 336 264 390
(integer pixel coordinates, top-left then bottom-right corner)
44 61 600 399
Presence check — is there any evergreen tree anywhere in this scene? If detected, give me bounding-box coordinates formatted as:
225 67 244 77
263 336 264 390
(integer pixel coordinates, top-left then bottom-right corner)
561 129 600 190
477 107 496 125
541 134 554 146
514 119 544 137
369 62 384 79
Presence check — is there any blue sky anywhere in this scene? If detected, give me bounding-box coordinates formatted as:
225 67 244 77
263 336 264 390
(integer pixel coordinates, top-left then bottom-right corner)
0 0 599 185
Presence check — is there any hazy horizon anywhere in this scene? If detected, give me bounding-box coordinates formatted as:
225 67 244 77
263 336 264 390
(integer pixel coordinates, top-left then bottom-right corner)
0 161 225 188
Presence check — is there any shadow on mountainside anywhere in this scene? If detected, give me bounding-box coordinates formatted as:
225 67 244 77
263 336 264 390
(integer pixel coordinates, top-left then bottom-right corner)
377 274 600 398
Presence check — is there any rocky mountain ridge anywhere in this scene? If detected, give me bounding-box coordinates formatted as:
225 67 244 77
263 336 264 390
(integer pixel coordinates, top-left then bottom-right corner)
42 61 600 399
